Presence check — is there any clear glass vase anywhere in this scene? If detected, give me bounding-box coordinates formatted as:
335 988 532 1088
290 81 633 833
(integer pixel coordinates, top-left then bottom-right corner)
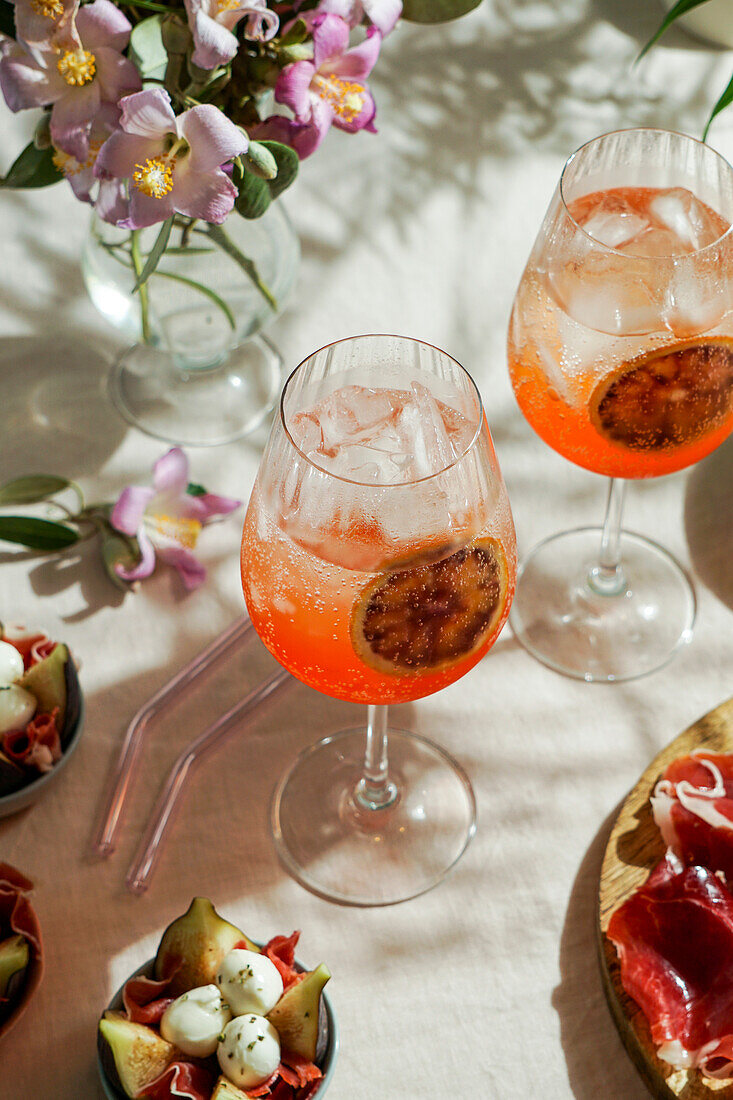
81 205 299 446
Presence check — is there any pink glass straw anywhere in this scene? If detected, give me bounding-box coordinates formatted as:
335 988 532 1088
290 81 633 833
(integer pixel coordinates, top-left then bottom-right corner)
126 667 291 894
93 618 253 857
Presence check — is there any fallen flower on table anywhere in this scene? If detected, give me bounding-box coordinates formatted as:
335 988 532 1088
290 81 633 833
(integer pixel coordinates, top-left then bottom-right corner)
110 446 240 590
0 449 241 594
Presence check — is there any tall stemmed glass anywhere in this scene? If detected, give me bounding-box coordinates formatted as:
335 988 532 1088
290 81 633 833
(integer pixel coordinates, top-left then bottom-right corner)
508 128 733 682
241 334 516 906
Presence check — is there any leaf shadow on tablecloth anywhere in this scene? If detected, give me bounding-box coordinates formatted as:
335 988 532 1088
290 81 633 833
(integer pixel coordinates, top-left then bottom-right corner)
684 434 733 612
553 803 649 1100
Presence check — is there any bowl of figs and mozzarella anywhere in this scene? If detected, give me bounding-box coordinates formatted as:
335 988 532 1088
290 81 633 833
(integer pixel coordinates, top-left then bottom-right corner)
0 627 83 817
97 898 337 1100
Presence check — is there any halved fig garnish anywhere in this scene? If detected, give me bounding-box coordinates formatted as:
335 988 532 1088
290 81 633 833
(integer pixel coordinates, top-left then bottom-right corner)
590 338 733 451
351 538 509 674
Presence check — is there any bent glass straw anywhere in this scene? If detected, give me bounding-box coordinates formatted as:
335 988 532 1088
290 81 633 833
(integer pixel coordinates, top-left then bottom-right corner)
126 667 291 894
93 618 253 857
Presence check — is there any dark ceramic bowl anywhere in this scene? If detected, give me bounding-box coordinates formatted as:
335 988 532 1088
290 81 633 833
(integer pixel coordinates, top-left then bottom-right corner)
98 956 339 1099
0 696 84 818
0 645 83 819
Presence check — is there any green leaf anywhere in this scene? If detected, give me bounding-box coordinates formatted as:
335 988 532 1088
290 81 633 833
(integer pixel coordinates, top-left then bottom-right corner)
0 517 78 551
638 0 712 59
186 482 207 497
152 270 236 330
0 143 63 190
0 1 15 38
704 70 733 140
263 142 299 199
233 142 299 219
133 217 174 291
130 14 168 77
401 0 482 22
0 476 71 505
279 17 308 46
234 171 272 220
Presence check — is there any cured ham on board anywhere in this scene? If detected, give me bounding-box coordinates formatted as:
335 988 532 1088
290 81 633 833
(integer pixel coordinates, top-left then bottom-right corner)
608 856 733 1079
652 751 733 883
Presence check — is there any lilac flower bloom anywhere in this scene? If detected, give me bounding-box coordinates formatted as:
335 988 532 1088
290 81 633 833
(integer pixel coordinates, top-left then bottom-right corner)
49 102 130 218
184 0 279 70
10 0 79 50
0 0 140 160
94 88 248 229
275 13 380 158
110 448 241 591
316 0 401 36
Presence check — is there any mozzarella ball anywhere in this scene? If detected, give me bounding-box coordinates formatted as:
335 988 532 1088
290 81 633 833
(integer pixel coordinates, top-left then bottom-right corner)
0 684 36 734
160 984 232 1057
216 949 283 1016
0 641 24 684
217 1014 280 1089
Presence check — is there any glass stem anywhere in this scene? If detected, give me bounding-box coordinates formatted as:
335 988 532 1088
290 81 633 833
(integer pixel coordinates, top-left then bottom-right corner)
354 705 398 811
588 477 627 596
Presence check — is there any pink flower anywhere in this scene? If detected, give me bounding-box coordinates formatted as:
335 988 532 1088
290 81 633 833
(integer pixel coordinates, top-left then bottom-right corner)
316 0 401 35
10 0 79 49
94 88 248 229
110 448 241 591
51 101 127 222
0 0 140 160
184 0 279 70
275 13 380 158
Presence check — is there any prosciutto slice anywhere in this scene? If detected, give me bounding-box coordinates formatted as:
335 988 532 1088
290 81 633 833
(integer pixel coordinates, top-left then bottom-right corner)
122 973 174 1025
608 856 733 1077
652 751 733 882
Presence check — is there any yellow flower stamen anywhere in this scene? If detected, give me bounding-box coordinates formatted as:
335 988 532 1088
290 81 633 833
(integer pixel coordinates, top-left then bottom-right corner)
217 0 242 11
52 139 102 178
132 157 175 199
148 514 202 550
57 48 96 86
312 74 365 124
31 0 64 20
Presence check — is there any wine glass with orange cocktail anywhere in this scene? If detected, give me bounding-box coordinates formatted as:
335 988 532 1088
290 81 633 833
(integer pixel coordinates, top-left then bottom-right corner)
508 128 733 682
241 334 516 906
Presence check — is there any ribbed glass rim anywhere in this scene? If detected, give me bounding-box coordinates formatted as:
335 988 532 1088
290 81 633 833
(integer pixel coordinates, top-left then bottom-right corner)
559 126 733 259
278 333 485 487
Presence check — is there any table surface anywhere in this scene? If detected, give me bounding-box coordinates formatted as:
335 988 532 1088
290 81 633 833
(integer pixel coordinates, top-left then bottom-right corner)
1 3 733 1098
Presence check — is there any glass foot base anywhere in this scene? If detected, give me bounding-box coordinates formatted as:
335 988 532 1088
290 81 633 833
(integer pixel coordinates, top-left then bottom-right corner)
271 727 477 907
109 336 283 446
510 527 696 683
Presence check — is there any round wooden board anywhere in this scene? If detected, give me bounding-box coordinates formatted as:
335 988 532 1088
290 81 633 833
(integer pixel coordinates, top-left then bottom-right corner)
598 696 733 1099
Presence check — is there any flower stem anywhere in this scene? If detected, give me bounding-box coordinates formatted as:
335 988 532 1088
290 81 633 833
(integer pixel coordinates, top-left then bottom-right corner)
129 229 152 344
200 223 278 311
118 0 173 12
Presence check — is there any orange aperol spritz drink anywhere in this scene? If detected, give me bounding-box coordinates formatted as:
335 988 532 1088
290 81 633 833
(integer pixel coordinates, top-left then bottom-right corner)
241 335 516 906
509 184 733 480
507 128 733 683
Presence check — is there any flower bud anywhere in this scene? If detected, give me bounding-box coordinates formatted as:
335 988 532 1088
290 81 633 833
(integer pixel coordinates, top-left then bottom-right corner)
161 14 192 55
33 113 52 150
244 142 278 180
278 43 313 64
